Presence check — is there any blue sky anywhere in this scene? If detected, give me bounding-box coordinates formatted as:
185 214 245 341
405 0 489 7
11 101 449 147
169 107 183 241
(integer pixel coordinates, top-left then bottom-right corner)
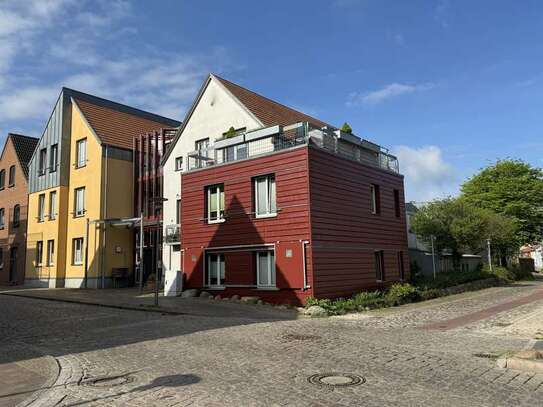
1 0 542 201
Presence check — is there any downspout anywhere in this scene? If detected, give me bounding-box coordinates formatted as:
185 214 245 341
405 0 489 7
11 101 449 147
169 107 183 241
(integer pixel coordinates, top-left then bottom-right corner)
101 145 108 288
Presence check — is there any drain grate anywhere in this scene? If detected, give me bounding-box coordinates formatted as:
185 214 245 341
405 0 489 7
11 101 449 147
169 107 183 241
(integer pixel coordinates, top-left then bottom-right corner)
83 374 135 388
283 334 321 341
473 353 499 360
308 373 365 387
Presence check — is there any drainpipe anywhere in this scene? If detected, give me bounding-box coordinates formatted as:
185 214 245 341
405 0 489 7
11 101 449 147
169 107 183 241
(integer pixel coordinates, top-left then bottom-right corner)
301 240 310 290
101 145 109 289
84 218 89 288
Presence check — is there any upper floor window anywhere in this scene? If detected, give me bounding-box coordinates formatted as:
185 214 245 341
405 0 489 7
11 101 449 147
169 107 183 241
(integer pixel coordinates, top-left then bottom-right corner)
72 238 83 265
370 184 381 215
0 208 4 229
195 138 209 168
13 204 20 228
255 174 276 218
74 187 85 217
8 165 15 187
206 184 224 223
0 169 4 189
49 191 57 220
175 156 183 171
38 194 45 222
394 189 400 218
50 144 58 172
76 138 87 168
38 148 47 175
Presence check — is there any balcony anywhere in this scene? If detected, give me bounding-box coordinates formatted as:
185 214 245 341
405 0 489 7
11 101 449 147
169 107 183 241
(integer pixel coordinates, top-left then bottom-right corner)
186 122 399 174
164 224 180 244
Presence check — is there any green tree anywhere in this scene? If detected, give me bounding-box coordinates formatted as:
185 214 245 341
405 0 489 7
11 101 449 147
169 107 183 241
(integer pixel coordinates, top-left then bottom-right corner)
461 160 543 243
340 122 353 134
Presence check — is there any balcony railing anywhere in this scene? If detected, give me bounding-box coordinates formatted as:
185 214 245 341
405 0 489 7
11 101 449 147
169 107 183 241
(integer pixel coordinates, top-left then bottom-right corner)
186 122 399 174
164 224 180 244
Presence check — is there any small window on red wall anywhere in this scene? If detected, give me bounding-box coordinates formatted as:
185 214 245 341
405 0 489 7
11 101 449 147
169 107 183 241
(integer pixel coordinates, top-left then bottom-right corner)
394 189 400 218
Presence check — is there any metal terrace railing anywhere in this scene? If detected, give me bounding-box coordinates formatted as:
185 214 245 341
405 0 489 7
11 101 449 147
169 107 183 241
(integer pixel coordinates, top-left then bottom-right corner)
186 122 399 174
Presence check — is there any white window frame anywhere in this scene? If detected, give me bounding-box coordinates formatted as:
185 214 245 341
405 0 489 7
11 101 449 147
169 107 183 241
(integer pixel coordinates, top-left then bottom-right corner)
76 138 87 168
0 208 4 228
47 239 55 266
207 184 225 224
175 156 183 171
254 175 277 218
74 187 85 217
38 148 47 175
256 251 276 288
206 253 225 288
36 241 43 266
370 184 379 214
49 191 57 220
38 194 45 222
50 144 58 172
72 238 83 265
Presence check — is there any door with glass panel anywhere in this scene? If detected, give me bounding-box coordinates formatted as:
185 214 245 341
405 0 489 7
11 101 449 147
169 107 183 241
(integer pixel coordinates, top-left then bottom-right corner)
206 253 225 287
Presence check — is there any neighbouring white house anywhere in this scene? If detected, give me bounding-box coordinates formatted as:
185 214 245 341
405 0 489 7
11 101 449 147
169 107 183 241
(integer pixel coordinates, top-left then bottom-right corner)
520 244 543 271
161 74 272 296
406 202 482 276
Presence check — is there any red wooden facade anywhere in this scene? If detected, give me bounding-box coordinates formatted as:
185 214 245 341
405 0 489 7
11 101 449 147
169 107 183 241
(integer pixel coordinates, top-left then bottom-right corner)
180 145 409 305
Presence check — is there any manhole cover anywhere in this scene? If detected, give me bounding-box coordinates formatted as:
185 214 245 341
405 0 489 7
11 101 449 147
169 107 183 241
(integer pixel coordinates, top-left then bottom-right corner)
83 374 135 388
283 334 321 341
308 373 365 387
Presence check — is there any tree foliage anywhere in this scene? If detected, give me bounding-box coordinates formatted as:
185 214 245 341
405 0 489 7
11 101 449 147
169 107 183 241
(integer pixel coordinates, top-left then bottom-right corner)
461 160 543 243
340 122 353 134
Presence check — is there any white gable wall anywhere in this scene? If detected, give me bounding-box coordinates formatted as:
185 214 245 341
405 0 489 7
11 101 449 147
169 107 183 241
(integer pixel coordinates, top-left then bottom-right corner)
162 76 262 295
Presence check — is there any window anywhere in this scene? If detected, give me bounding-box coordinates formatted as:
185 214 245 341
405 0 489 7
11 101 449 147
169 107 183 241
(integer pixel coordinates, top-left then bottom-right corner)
76 138 87 168
0 169 4 189
370 184 381 214
206 184 224 223
38 194 45 222
256 251 276 288
255 175 276 218
0 248 3 269
0 208 4 229
195 138 209 167
47 240 55 266
176 199 181 225
49 191 57 220
50 144 58 172
74 187 85 217
8 165 15 186
206 253 225 287
394 189 400 218
72 238 83 265
175 156 183 171
223 144 247 162
38 148 47 175
13 205 20 228
375 250 385 281
398 251 405 280
36 241 43 266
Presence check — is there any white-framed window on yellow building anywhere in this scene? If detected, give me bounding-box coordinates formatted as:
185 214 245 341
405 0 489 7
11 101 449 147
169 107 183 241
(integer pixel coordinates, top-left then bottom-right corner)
38 194 45 222
47 240 55 266
74 187 85 217
72 238 83 265
36 241 43 266
76 138 87 168
49 191 57 220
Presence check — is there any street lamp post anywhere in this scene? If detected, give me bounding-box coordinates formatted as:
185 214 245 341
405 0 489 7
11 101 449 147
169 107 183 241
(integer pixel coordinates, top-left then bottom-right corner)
487 238 492 272
431 235 437 280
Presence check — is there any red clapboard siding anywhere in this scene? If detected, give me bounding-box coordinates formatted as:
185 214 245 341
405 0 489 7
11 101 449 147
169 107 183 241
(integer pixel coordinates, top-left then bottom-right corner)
181 147 313 303
308 146 410 298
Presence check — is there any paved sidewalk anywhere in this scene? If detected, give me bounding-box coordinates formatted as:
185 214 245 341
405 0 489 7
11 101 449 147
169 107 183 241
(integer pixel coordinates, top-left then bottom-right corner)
0 287 297 320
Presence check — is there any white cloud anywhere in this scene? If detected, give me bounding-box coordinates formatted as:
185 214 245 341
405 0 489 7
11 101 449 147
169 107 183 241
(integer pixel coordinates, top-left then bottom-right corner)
347 82 434 106
393 145 459 202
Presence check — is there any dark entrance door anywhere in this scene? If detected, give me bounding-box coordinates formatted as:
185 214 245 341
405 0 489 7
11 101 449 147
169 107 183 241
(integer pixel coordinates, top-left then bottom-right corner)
9 247 17 283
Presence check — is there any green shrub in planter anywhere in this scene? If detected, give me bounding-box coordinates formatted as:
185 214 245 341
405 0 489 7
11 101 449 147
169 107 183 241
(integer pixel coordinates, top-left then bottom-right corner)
386 283 420 306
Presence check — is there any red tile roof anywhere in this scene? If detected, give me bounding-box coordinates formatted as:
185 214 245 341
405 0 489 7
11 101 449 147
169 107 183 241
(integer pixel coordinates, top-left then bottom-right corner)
214 75 332 129
72 94 180 150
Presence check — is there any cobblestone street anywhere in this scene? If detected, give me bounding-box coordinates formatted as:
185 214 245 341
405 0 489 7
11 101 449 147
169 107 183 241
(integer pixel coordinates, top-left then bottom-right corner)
2 281 543 407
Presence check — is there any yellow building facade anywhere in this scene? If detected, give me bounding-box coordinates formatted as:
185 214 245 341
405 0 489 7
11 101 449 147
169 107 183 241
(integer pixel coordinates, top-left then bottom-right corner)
25 88 180 288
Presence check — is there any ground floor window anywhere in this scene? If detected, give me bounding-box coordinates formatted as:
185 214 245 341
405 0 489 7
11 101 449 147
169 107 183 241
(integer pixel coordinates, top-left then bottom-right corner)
36 241 43 266
206 253 225 287
73 238 83 265
47 240 55 266
375 250 385 281
256 251 276 287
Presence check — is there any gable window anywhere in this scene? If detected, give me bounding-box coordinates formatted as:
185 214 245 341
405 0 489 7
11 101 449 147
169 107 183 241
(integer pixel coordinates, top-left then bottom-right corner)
398 251 405 280
256 251 276 288
49 191 57 220
206 253 225 287
47 240 55 266
50 144 58 172
394 189 400 218
0 208 4 229
36 241 43 266
74 187 85 217
255 175 276 218
206 184 224 223
370 184 381 214
175 156 183 171
13 205 20 228
76 138 87 168
38 194 45 222
72 238 83 265
0 169 4 189
38 148 47 175
8 165 15 187
375 250 385 281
